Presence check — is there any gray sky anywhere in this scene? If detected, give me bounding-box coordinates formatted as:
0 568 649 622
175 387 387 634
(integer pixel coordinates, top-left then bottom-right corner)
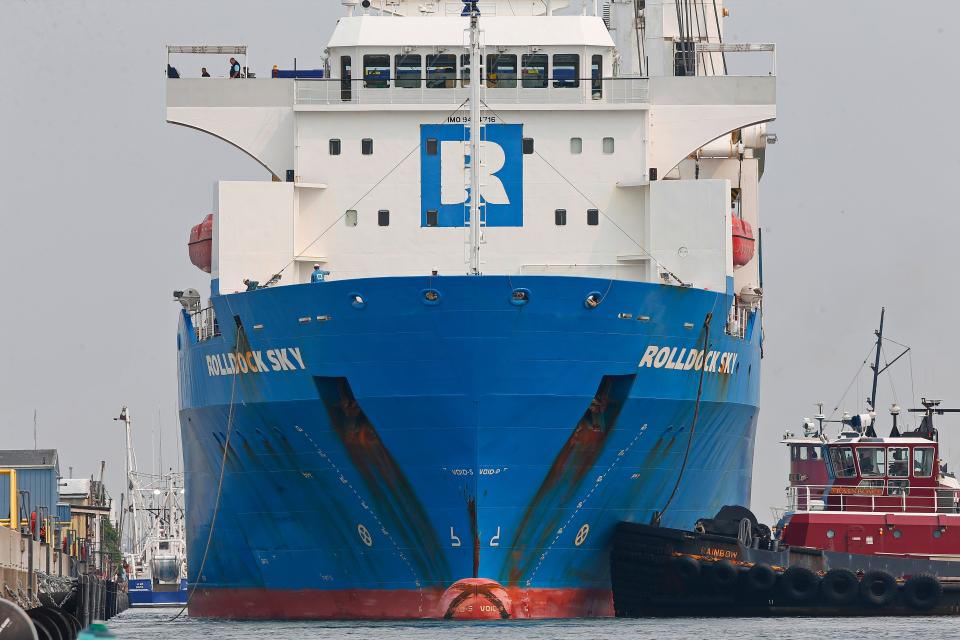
1 0 957 522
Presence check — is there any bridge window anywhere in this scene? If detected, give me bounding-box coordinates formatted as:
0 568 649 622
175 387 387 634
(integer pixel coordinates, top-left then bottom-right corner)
362 138 374 155
378 209 390 226
602 137 615 154
395 53 422 88
856 447 885 477
587 209 599 226
553 54 580 88
888 479 910 496
555 209 566 225
460 54 475 87
345 210 358 227
427 54 457 88
570 137 582 154
591 54 603 98
888 447 909 477
340 56 352 101
521 54 548 88
828 446 856 478
914 447 935 478
487 53 518 88
363 54 390 88
329 139 341 155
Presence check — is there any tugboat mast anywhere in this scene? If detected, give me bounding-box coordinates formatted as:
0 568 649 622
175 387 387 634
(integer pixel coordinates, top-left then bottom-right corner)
868 307 885 416
466 0 482 275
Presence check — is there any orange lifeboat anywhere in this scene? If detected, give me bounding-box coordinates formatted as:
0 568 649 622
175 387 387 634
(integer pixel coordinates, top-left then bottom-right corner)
732 217 755 267
188 214 213 273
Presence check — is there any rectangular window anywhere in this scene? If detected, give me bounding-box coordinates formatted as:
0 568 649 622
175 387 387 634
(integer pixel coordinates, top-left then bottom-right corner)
591 54 603 98
363 54 390 88
552 54 580 88
570 137 582 154
828 446 857 478
329 139 341 155
340 56 352 101
602 137 615 154
809 446 821 461
587 209 599 226
426 209 438 226
555 209 566 225
799 446 809 461
425 138 438 155
856 447 885 477
522 138 534 155
345 210 358 227
914 447 935 477
790 445 799 461
378 209 390 226
888 479 910 496
487 53 518 88
395 53 421 88
888 447 909 477
362 138 373 155
674 40 696 77
521 53 548 88
460 54 473 87
426 54 457 88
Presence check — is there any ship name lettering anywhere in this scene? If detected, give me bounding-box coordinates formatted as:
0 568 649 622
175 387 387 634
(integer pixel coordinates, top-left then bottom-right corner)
700 547 738 559
205 347 307 377
638 345 738 375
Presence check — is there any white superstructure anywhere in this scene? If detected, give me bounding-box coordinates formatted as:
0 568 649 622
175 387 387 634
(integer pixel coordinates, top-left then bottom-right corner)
167 0 775 301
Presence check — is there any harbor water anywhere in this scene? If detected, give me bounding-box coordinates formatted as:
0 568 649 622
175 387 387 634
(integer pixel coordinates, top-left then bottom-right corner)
107 609 955 639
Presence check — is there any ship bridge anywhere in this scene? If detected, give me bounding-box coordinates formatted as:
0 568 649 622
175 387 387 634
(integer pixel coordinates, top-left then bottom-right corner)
167 0 775 306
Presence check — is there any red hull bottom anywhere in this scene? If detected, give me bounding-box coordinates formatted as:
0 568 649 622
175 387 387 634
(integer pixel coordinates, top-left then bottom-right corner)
189 584 614 620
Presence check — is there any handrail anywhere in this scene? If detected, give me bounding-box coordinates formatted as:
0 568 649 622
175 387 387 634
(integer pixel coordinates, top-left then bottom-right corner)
787 483 957 514
0 468 16 529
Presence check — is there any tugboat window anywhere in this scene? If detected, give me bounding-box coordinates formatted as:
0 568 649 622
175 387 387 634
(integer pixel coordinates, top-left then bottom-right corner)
798 446 808 461
521 54 548 88
395 53 422 88
888 479 910 496
828 446 857 478
856 447 885 477
888 447 909 477
363 54 390 88
487 54 518 88
553 54 580 88
427 54 457 88
914 447 935 478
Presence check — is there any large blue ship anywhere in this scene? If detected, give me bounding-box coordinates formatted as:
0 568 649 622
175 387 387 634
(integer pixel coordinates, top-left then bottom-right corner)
168 0 776 619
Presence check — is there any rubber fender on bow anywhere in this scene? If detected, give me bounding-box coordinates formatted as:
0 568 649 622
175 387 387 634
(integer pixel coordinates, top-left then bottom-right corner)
779 566 820 603
744 563 777 593
902 574 942 611
859 570 897 607
709 559 740 590
820 568 860 606
672 555 701 584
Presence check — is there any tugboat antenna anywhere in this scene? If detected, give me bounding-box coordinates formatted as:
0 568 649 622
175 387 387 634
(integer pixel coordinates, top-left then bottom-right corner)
867 307 885 422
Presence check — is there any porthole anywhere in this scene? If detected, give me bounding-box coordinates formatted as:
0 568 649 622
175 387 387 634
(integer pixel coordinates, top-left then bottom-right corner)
826 529 835 539
893 529 902 539
510 288 530 306
349 293 366 309
421 288 441 306
934 529 943 539
584 291 602 309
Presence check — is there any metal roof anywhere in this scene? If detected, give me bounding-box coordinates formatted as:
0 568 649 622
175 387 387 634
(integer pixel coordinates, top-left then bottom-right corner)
328 15 614 49
0 449 59 469
58 478 91 498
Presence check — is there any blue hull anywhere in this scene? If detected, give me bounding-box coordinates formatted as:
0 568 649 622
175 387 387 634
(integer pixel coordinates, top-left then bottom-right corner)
128 579 188 607
177 276 760 618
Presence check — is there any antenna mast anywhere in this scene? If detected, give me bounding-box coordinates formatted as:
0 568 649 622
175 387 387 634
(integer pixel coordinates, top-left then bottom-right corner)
868 307 885 413
465 0 482 275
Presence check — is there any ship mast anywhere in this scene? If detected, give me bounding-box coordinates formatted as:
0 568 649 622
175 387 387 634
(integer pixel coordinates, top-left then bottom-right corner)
465 0 482 275
868 307 885 416
116 407 140 566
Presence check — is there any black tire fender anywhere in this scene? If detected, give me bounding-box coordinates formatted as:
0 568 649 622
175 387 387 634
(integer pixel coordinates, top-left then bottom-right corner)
672 555 701 583
859 570 897 607
903 574 942 611
710 559 739 590
821 568 859 606
779 566 820 602
744 563 777 593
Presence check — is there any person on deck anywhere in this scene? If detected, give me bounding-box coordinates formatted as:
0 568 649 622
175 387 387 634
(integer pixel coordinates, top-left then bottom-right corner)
229 57 242 78
201 67 210 77
311 264 331 283
243 278 259 291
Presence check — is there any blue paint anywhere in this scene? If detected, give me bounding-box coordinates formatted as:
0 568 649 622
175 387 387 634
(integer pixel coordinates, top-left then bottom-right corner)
128 578 188 607
178 276 760 599
420 124 523 227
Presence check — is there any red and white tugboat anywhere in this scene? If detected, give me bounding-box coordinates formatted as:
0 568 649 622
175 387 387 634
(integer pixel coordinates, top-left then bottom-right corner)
611 310 960 616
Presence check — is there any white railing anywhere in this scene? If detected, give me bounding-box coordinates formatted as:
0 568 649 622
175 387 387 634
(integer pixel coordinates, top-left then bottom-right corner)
295 78 649 106
190 307 220 342
788 484 959 514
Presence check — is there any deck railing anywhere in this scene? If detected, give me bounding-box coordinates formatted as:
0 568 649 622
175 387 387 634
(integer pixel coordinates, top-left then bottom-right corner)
295 77 649 106
788 484 959 514
190 306 220 342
